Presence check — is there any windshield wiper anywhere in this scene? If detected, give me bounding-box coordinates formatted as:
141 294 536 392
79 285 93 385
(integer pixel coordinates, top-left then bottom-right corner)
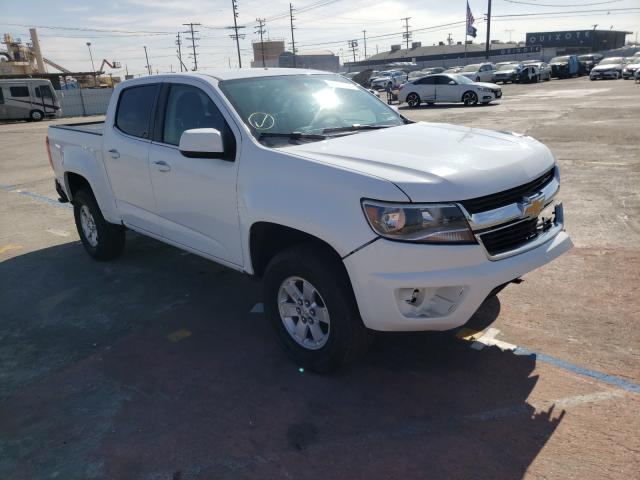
322 124 396 134
258 132 326 140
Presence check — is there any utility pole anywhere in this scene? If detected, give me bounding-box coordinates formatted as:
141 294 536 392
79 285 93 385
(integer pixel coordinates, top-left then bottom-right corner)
401 17 411 50
176 33 187 72
86 42 98 87
289 3 297 67
504 29 514 43
143 45 151 75
229 0 245 68
183 22 201 70
447 33 453 46
484 0 492 59
362 29 367 59
348 40 358 62
256 18 267 68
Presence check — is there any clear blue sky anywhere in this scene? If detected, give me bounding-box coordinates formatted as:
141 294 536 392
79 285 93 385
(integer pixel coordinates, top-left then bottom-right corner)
1 0 638 75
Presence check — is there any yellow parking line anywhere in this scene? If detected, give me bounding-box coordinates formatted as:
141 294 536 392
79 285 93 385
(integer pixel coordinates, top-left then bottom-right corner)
0 244 23 254
166 329 192 343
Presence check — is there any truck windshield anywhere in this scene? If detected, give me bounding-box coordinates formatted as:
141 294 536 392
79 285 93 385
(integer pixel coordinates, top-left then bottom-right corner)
219 74 404 138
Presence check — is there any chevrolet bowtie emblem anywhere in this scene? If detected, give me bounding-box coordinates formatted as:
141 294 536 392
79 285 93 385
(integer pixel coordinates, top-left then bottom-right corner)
521 193 545 218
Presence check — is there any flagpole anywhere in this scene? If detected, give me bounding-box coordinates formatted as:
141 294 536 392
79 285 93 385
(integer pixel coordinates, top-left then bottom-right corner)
464 1 468 62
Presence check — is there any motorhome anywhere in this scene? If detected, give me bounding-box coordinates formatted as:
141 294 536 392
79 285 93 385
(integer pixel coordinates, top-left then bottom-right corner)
0 78 61 121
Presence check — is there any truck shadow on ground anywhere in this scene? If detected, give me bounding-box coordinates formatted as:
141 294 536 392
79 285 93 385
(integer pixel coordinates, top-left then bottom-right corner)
0 234 564 479
399 102 499 111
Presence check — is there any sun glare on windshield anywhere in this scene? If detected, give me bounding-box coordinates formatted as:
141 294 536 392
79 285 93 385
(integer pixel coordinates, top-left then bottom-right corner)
313 88 341 109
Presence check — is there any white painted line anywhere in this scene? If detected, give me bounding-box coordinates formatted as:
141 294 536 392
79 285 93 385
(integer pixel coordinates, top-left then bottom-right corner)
46 228 70 237
469 328 519 352
250 302 264 314
532 390 625 410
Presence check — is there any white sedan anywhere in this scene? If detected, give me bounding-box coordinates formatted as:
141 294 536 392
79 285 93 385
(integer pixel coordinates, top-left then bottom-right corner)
399 74 502 107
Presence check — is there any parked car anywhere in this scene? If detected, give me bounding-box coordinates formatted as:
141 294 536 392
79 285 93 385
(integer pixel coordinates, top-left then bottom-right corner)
590 57 626 80
622 57 640 79
549 55 581 78
578 54 603 73
0 78 62 122
443 66 463 74
408 70 429 80
459 63 496 82
399 73 502 107
523 61 552 81
493 63 524 83
423 67 445 75
369 70 408 90
46 69 571 372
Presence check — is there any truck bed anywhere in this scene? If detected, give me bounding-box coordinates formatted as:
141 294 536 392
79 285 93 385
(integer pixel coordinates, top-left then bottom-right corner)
49 121 104 136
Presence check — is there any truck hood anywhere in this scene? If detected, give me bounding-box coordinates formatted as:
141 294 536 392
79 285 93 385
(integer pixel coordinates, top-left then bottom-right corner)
282 122 555 203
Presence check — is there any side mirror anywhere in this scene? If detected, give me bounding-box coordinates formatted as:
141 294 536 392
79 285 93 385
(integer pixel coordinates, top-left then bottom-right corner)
179 128 223 158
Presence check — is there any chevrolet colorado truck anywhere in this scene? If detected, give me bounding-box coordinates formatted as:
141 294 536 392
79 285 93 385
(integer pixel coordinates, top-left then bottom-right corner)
47 69 572 372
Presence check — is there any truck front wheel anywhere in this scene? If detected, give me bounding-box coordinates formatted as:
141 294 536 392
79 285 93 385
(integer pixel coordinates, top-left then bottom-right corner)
73 189 125 260
263 244 373 373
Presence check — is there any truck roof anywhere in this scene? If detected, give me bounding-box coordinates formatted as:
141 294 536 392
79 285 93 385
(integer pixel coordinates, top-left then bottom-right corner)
184 68 330 81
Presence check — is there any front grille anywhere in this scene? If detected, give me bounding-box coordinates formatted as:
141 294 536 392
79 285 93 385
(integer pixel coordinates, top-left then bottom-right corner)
479 218 539 256
459 167 555 214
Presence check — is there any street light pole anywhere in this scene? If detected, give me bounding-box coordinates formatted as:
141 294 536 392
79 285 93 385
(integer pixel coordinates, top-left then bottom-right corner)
86 42 97 87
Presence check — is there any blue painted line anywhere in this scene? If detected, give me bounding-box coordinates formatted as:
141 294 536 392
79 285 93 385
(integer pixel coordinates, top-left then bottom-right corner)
0 184 72 209
514 347 640 394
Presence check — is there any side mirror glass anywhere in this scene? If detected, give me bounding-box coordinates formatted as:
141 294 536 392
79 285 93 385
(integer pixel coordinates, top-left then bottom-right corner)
179 128 223 158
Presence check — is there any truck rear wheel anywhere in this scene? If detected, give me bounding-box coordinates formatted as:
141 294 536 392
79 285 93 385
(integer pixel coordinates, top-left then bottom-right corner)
73 189 125 261
263 243 373 373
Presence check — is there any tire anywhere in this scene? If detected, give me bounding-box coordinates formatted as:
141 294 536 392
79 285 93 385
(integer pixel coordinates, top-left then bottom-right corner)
462 90 478 106
263 243 373 373
406 92 421 108
30 110 44 122
73 189 125 261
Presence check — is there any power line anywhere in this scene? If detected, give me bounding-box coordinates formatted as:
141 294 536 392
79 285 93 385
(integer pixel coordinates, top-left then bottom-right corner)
0 22 175 35
501 0 621 6
492 6 640 17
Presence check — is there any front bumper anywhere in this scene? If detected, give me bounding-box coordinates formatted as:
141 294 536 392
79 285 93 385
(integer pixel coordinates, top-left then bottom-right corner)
344 224 572 332
590 70 618 79
622 69 638 79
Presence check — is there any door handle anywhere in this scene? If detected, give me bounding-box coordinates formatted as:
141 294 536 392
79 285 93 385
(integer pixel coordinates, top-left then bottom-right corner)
153 160 171 172
107 149 120 159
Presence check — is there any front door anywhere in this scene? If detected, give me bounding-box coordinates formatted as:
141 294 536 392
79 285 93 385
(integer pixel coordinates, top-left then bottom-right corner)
102 83 160 235
148 81 242 266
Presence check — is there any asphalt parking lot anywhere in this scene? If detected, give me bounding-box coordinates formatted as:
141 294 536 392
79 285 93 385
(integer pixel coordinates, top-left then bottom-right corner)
1 76 639 479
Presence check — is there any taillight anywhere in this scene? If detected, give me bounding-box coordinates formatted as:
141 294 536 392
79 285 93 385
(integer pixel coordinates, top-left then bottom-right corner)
45 136 54 169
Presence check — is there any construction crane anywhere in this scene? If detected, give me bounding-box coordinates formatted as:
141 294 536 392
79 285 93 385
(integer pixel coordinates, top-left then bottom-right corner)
98 59 121 74
43 57 71 73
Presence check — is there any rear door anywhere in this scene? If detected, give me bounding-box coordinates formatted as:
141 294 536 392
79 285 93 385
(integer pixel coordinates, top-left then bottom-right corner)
102 83 161 235
147 80 243 265
434 75 460 103
412 76 436 102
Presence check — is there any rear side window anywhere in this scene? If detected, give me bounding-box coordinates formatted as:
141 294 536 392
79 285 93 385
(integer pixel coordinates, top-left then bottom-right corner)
415 77 435 85
115 84 159 139
10 86 29 97
435 76 453 85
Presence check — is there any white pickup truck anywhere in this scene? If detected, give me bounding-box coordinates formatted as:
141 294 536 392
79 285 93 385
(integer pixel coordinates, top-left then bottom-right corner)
47 69 572 372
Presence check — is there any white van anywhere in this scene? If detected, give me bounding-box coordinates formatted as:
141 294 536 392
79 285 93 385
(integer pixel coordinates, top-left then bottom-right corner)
0 79 62 121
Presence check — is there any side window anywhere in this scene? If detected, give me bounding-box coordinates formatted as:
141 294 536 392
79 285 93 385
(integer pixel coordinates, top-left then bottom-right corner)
415 77 435 85
162 84 233 153
35 85 53 99
115 84 158 139
10 86 29 97
435 76 453 85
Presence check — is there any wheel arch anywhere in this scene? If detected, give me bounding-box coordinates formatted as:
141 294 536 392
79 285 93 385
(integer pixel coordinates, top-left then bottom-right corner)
249 221 346 279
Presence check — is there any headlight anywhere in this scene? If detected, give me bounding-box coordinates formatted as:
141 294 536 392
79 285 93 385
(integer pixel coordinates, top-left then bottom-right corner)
478 87 493 92
361 200 476 243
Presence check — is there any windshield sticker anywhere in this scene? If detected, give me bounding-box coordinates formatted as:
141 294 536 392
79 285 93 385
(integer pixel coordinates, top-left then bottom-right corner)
248 112 276 130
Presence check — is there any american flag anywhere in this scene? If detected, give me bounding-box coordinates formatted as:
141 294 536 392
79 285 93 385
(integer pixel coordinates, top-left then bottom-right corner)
466 1 477 38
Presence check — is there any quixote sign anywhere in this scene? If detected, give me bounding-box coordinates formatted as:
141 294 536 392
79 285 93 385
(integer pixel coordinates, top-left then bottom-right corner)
526 30 593 47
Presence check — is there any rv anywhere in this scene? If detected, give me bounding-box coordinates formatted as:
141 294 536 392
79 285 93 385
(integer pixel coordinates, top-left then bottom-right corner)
0 78 61 121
